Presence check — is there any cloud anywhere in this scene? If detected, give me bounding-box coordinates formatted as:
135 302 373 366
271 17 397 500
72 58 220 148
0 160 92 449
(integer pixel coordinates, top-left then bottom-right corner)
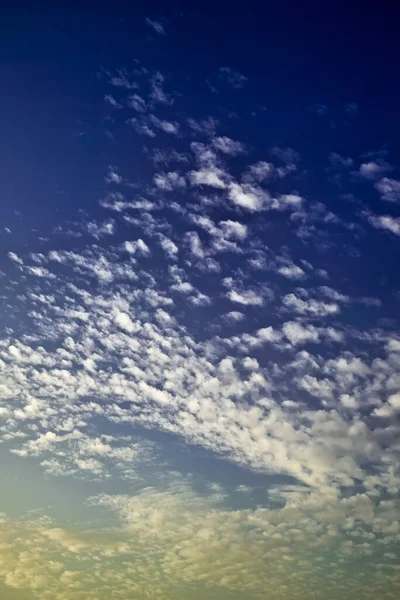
358 161 392 180
367 213 400 236
150 71 173 105
227 289 264 306
145 17 165 35
128 93 147 112
246 160 275 181
159 235 179 258
149 115 180 135
219 219 247 240
223 310 245 323
228 182 267 211
189 167 227 188
344 101 359 115
329 153 353 168
283 293 340 317
212 136 246 155
375 177 400 203
282 321 320 345
218 66 247 88
154 171 186 190
124 239 151 256
2 54 400 600
87 219 116 239
104 94 122 108
270 146 300 164
277 264 305 280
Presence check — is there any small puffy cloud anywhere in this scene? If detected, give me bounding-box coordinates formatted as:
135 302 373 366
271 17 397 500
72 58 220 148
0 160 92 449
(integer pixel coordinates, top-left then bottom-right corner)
283 293 339 317
159 236 179 258
149 115 180 135
319 286 349 303
185 231 205 258
114 312 137 333
277 264 305 280
282 321 320 345
87 219 116 239
228 182 267 211
212 136 245 156
145 17 165 35
223 311 245 323
105 167 123 184
368 213 400 236
190 167 227 189
154 171 186 191
358 161 391 180
375 177 400 203
373 393 400 418
124 239 151 256
340 394 359 409
227 289 264 306
246 161 275 182
219 220 248 240
274 194 303 210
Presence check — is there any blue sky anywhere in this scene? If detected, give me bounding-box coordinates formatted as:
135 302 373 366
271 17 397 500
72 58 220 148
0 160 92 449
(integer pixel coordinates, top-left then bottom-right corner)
1 3 400 599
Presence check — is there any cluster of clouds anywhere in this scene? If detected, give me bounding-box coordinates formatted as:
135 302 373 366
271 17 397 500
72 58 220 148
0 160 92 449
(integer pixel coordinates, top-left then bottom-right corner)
1 57 400 599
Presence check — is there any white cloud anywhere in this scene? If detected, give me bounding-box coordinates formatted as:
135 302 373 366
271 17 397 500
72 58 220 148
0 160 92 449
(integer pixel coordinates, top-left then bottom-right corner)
368 213 400 236
277 264 305 280
212 136 245 155
358 161 391 180
154 171 186 190
375 177 400 203
283 293 339 317
227 289 264 306
159 236 179 258
185 231 205 258
246 161 275 181
219 220 247 240
228 182 267 211
282 321 319 345
223 311 245 322
189 167 227 188
87 219 116 239
124 239 151 256
8 252 23 265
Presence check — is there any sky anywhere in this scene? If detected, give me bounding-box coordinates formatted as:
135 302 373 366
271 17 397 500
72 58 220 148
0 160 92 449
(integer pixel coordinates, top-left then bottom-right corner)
1 2 400 598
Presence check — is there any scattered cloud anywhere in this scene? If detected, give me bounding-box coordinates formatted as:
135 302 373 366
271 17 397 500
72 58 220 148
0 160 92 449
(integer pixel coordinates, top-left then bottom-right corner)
218 66 248 88
145 17 166 35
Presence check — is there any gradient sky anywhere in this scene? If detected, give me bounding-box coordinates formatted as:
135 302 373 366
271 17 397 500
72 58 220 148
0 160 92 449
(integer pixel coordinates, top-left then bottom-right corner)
1 3 400 598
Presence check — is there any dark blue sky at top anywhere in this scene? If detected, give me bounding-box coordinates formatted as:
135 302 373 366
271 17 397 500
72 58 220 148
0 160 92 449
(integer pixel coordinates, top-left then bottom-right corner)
1 1 400 328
